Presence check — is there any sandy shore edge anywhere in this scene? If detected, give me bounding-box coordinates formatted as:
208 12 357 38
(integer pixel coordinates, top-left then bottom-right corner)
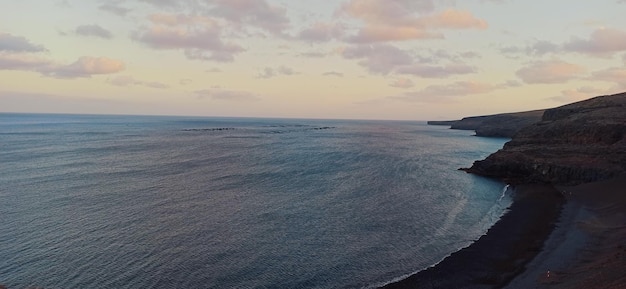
506 176 626 289
380 184 564 289
380 176 626 289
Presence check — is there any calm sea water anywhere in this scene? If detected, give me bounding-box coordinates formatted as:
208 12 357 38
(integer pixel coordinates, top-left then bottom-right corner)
0 113 511 289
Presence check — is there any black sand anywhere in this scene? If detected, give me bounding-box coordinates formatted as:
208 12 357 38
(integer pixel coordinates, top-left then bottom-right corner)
381 184 564 289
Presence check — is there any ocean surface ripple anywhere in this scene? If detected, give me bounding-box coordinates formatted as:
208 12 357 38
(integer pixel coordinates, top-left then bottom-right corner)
0 114 511 288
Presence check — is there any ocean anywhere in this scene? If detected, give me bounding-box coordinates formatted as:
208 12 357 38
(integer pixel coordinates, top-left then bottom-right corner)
0 113 511 289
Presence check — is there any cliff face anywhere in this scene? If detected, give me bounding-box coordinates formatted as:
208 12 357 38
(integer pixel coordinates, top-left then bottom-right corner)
464 92 626 185
428 110 544 138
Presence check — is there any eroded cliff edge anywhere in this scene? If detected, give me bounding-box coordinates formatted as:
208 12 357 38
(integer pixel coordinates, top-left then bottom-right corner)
428 110 544 138
462 92 626 185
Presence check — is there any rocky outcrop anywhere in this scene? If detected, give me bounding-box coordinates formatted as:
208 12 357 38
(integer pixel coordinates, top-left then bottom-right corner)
463 92 626 185
428 110 544 138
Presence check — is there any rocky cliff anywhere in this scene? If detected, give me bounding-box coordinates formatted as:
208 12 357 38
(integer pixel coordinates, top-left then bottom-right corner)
463 92 626 185
428 110 544 138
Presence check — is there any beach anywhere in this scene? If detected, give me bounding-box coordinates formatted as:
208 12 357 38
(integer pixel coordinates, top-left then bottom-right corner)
382 184 564 288
507 176 626 289
382 176 626 289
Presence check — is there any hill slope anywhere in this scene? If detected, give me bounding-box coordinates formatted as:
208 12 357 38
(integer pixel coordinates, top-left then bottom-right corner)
428 110 545 138
463 92 626 185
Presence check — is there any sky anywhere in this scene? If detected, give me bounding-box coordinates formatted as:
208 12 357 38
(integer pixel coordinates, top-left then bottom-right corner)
1 0 626 120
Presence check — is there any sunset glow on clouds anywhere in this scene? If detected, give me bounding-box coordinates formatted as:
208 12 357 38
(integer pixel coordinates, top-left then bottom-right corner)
1 0 625 120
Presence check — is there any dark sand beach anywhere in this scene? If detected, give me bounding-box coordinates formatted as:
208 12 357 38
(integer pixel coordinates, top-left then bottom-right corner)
382 184 564 289
382 177 626 289
519 176 626 289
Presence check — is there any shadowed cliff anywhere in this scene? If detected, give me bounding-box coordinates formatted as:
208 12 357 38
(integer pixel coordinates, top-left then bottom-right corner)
463 92 626 185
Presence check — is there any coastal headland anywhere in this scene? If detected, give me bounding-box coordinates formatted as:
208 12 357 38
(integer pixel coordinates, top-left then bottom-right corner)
386 92 626 288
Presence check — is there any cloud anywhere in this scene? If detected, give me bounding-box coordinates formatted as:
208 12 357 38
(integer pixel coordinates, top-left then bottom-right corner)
340 0 436 22
43 56 125 78
563 28 626 56
207 0 290 35
323 71 344 77
413 49 481 64
500 40 560 56
0 53 51 70
389 78 414 88
339 0 487 43
341 44 413 74
418 9 488 30
300 51 327 58
76 24 113 39
138 0 181 8
460 51 481 59
99 2 131 16
0 53 125 79
395 63 476 78
589 67 626 89
496 80 523 88
0 33 47 52
341 44 478 78
297 22 345 42
393 81 495 102
195 89 261 101
107 75 169 89
516 60 585 84
257 66 297 78
347 26 443 43
550 86 606 103
503 28 626 58
133 14 244 62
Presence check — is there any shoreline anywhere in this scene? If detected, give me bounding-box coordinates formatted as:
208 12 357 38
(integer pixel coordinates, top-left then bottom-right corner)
380 184 564 289
380 176 626 289
512 176 626 288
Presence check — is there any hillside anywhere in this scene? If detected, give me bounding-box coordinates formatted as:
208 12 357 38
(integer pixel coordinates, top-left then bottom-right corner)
463 92 626 185
428 110 545 138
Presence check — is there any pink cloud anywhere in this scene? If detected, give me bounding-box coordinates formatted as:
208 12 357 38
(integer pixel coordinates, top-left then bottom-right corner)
107 75 169 89
0 53 51 70
0 54 124 79
341 44 479 78
590 67 626 89
389 78 414 88
395 63 476 78
134 14 244 62
516 60 585 84
417 81 494 96
42 56 125 78
564 28 626 56
341 44 413 74
551 86 606 103
0 33 47 52
418 9 488 30
348 26 443 43
340 0 435 23
208 0 290 35
393 81 495 102
195 89 261 101
339 0 487 43
298 22 345 42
